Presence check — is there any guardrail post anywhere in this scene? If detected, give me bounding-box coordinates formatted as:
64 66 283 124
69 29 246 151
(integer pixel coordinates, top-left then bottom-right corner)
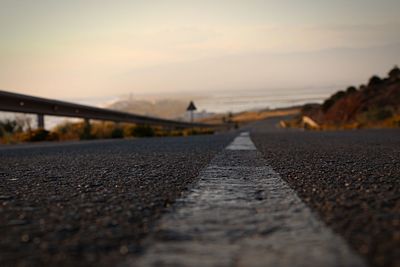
37 114 45 129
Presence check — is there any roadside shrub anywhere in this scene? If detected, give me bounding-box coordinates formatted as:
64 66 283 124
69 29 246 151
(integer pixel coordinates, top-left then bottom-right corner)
368 75 383 86
54 122 83 140
372 109 393 121
332 90 346 100
131 125 155 137
0 119 23 136
361 107 393 122
322 99 335 112
22 129 52 142
346 86 357 94
302 104 314 113
80 122 93 140
388 66 400 81
322 90 347 113
302 103 320 113
31 129 50 141
111 127 124 138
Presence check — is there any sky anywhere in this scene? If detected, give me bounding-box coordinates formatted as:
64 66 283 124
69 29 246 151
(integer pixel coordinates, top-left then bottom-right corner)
1 0 400 99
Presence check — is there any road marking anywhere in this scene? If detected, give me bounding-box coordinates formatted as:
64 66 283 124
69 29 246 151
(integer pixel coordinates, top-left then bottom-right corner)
127 132 366 267
226 132 257 150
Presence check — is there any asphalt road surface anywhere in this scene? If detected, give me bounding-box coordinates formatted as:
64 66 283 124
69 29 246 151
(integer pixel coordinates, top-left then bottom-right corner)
0 134 235 266
1 119 399 267
250 118 400 267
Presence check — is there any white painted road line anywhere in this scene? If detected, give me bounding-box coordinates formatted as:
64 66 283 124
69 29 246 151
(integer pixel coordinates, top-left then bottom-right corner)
226 132 257 150
127 132 366 267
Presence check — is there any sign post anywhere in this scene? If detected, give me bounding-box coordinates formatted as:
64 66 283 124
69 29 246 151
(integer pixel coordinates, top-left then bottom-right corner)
186 101 197 123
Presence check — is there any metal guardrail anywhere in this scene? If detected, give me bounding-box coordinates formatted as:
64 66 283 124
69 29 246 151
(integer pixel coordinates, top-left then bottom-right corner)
0 90 220 129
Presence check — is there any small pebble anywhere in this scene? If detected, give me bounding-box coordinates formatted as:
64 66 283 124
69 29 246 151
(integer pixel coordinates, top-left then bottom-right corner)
21 234 30 242
119 245 129 255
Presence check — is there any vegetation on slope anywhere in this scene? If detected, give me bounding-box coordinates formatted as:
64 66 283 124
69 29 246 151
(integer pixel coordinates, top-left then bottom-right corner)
293 66 400 129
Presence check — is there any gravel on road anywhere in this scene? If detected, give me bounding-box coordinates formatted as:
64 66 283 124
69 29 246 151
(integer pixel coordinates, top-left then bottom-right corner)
0 134 234 267
251 121 400 267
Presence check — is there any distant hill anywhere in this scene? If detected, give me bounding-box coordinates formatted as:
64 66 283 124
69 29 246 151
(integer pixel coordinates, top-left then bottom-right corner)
299 66 400 129
107 98 189 120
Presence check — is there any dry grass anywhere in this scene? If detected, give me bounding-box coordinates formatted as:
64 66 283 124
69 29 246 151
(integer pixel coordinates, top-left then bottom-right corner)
199 107 300 125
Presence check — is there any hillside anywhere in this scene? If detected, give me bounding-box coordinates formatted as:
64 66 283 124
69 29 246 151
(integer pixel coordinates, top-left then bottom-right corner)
107 98 189 120
297 66 400 129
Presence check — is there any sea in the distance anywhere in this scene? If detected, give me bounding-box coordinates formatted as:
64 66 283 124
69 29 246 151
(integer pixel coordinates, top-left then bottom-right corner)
195 87 331 113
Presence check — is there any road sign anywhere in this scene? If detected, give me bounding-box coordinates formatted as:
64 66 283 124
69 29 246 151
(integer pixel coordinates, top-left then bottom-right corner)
186 101 197 111
187 101 197 123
